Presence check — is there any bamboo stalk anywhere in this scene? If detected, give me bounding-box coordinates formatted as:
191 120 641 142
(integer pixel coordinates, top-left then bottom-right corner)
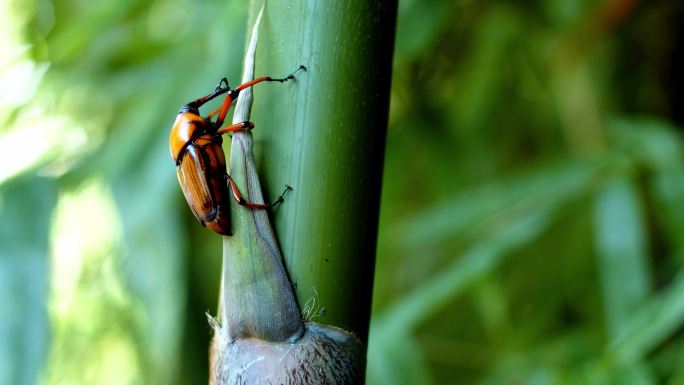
247 0 397 344
209 2 396 381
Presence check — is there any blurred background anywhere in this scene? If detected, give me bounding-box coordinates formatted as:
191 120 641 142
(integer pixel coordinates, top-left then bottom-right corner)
1 0 683 384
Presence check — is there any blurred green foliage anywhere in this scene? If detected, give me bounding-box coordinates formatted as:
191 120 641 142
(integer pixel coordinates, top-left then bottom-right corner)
1 0 684 384
369 0 684 384
0 1 250 383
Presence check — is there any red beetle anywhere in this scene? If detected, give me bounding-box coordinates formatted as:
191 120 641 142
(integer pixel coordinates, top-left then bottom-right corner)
170 66 304 235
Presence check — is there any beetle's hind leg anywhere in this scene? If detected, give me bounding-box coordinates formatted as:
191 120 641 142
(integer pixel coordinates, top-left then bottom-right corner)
226 174 292 209
212 65 307 128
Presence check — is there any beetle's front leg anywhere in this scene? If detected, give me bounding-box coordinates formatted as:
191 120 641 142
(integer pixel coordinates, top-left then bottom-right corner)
226 174 292 209
186 80 230 109
213 65 306 127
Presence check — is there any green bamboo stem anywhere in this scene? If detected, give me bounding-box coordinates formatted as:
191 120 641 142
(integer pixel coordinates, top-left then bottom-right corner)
209 2 395 382
247 0 397 342
209 6 390 382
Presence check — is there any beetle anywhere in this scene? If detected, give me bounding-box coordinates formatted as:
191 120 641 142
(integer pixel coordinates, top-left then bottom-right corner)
170 66 305 235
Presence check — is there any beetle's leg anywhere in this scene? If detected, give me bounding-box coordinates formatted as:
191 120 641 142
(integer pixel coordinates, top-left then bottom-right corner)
186 78 230 109
214 65 307 127
234 65 307 92
206 106 221 119
216 121 254 136
213 91 237 128
226 174 292 209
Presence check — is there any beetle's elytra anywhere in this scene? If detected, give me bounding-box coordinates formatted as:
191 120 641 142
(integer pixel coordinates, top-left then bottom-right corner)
170 66 305 235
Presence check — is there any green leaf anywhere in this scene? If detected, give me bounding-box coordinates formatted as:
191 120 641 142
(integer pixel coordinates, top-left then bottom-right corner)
593 177 651 337
375 200 558 336
608 272 684 365
390 157 606 249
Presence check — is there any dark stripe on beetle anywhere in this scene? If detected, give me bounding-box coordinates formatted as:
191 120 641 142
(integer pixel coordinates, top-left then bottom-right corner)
198 144 219 213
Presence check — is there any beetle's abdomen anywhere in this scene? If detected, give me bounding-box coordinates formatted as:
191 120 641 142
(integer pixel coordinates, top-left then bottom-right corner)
176 135 232 235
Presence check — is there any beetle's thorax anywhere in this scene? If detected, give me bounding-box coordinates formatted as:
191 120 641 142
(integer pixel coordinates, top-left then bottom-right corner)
170 111 211 161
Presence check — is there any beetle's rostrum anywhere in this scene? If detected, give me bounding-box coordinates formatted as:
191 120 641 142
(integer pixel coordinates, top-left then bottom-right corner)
169 66 305 235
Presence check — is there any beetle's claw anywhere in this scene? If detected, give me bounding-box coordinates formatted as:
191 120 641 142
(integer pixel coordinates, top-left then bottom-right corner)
275 65 308 83
290 65 307 78
215 77 229 92
280 185 293 199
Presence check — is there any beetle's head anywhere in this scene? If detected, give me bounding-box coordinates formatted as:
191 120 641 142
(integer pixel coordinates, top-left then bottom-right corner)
178 105 199 115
